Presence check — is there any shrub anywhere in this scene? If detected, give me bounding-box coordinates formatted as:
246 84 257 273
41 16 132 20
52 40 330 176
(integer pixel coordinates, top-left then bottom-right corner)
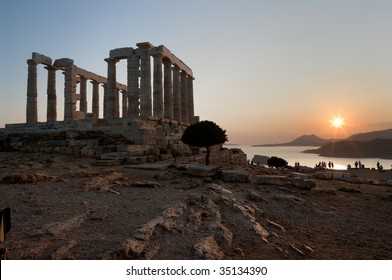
267 156 288 168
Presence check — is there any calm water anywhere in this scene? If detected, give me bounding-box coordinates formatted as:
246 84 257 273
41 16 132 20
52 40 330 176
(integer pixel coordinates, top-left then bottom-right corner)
224 145 392 170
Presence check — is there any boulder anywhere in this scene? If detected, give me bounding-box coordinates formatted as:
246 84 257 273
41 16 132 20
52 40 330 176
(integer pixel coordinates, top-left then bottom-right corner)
220 170 250 183
255 175 291 186
251 155 269 165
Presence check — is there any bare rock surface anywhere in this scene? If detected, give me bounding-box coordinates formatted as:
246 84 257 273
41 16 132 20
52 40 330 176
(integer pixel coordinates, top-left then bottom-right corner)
1 151 392 259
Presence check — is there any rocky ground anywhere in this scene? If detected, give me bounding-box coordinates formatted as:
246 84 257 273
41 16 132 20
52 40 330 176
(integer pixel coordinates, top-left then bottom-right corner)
1 151 392 260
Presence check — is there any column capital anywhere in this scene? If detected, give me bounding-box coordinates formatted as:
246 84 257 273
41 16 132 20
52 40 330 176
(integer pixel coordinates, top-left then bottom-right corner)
27 59 38 66
44 65 57 71
90 79 99 85
104 57 119 64
152 52 163 59
162 57 172 65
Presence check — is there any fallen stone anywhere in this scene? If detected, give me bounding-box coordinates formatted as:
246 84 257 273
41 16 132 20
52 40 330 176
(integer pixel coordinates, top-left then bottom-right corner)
125 156 148 164
252 155 269 165
220 170 250 183
188 163 219 177
255 175 291 186
91 159 121 167
291 178 316 190
337 187 361 194
130 181 163 188
100 152 127 160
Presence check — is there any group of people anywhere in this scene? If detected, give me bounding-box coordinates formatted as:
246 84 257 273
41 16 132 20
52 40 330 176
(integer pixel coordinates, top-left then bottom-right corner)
315 161 335 170
347 161 365 170
376 161 384 171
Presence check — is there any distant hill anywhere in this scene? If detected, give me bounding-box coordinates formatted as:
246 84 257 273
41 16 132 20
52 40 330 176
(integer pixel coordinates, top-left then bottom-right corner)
347 128 392 141
304 138 392 159
254 134 333 147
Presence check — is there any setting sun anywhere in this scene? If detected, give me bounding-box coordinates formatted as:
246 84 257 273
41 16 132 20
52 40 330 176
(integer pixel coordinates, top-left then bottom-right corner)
330 116 345 128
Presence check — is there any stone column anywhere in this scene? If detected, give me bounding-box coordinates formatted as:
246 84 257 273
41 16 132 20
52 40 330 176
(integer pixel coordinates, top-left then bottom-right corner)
79 76 87 114
187 75 195 124
137 42 153 118
163 59 173 119
121 90 127 118
91 80 100 118
26 59 38 123
127 54 140 117
102 83 107 118
153 53 163 118
45 66 57 122
172 65 181 122
114 87 120 118
105 58 118 118
64 63 77 120
180 71 188 123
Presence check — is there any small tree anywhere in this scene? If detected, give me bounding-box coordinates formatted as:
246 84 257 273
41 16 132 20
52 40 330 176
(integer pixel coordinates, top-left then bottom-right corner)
267 156 288 168
181 120 228 165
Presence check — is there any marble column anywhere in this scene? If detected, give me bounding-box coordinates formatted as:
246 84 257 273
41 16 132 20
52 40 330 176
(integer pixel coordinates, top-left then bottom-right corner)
180 71 188 123
153 53 163 118
127 54 140 117
172 65 181 122
114 87 120 118
64 64 77 120
91 80 100 118
26 59 38 123
79 76 87 114
45 66 57 122
121 90 127 118
187 76 194 124
138 43 153 117
163 59 173 119
102 83 107 118
105 58 118 118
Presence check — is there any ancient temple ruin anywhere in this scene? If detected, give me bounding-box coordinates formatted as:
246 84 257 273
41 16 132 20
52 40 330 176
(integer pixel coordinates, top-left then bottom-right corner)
25 42 196 124
3 42 202 162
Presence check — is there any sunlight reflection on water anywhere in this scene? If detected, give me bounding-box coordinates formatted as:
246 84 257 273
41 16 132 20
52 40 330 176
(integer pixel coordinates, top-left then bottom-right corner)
224 145 392 170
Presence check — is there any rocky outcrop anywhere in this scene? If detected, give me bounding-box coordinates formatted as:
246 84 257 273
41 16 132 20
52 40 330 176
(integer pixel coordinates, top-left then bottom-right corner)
109 182 314 260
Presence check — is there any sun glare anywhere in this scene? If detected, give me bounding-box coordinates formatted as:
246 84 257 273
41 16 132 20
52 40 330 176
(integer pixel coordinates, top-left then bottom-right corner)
330 116 344 128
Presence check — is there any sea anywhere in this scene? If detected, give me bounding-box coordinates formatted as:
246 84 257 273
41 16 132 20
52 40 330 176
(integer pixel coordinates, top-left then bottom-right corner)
224 144 392 170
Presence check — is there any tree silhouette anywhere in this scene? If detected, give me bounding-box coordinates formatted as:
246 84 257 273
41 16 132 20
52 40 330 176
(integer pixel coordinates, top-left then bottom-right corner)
267 156 288 168
181 120 228 165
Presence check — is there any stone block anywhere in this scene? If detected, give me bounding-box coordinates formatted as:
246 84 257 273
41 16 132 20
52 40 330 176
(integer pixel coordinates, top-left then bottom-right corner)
220 170 249 183
255 175 291 186
188 163 219 177
101 152 127 160
125 156 148 164
291 178 316 190
91 160 121 167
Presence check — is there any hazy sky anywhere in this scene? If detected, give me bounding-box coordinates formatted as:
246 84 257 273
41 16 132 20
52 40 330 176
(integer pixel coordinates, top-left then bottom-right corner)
1 0 391 144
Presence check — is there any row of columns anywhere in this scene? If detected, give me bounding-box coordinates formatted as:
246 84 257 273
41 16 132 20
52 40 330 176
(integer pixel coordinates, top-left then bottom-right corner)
26 43 196 124
26 58 130 123
105 43 195 124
